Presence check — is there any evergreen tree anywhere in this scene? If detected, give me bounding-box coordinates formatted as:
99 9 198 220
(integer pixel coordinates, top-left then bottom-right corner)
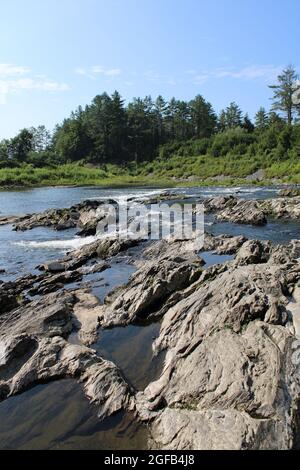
189 95 217 138
224 102 243 129
242 114 255 133
269 65 300 125
218 110 227 132
255 107 268 130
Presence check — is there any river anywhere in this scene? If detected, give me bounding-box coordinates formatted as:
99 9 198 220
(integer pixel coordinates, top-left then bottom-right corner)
0 184 299 449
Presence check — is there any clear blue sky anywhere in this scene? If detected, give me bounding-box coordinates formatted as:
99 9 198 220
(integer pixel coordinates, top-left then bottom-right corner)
0 0 299 139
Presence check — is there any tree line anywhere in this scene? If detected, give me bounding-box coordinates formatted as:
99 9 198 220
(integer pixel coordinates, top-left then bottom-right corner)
0 65 300 168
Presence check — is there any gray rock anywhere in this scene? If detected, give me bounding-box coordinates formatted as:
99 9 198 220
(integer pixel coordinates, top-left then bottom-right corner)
202 233 247 254
216 199 267 226
0 290 133 420
99 254 203 328
279 187 300 198
43 261 65 273
134 256 300 450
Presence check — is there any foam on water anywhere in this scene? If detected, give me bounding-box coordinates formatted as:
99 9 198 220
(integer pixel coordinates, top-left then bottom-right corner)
84 188 171 205
13 235 97 250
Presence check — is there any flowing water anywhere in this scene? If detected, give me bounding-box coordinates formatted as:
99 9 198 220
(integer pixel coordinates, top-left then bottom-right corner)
0 184 299 450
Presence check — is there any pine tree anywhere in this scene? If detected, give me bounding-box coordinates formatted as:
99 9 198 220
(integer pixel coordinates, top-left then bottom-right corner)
224 102 242 129
255 107 268 130
189 95 217 138
242 114 255 133
269 65 300 125
218 110 227 132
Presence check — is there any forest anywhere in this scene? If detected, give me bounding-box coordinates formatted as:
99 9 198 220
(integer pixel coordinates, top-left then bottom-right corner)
0 65 300 187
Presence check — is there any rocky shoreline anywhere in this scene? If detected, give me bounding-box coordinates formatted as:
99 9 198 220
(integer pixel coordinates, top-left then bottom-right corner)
1 191 300 449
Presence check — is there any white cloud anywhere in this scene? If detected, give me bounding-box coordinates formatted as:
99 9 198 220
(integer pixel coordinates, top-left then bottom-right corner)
76 65 122 78
144 70 160 82
0 64 30 77
75 67 87 76
188 64 282 85
215 65 282 81
0 63 70 104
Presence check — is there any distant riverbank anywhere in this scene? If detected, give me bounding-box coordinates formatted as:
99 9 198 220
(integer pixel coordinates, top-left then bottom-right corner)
1 154 300 190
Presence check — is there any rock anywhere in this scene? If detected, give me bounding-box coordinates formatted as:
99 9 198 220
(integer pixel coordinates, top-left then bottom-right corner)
202 233 247 254
79 261 110 275
99 255 203 328
279 187 300 198
28 270 83 296
0 290 75 338
0 214 31 226
260 197 300 220
0 285 20 314
72 291 103 346
0 268 5 274
11 200 114 233
136 192 190 205
204 195 237 213
42 261 65 273
61 237 140 271
203 195 300 224
0 335 132 420
246 169 265 182
77 203 117 237
234 240 272 265
134 256 300 450
216 199 267 226
141 238 203 262
0 290 133 421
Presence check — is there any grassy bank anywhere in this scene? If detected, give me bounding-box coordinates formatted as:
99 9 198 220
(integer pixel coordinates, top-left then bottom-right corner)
1 154 300 190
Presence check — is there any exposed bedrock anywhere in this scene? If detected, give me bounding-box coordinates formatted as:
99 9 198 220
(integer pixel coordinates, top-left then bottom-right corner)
2 229 300 449
0 290 133 420
12 199 117 233
132 242 300 450
202 195 300 225
97 254 204 328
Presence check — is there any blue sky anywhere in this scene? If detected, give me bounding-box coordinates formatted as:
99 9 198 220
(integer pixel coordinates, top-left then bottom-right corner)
0 0 299 139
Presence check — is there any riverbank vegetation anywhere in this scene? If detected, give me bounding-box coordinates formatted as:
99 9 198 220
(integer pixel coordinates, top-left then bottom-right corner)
1 65 300 188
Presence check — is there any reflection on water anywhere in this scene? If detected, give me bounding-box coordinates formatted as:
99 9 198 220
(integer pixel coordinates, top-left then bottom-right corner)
205 214 300 245
201 251 234 267
96 323 164 391
0 380 148 450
